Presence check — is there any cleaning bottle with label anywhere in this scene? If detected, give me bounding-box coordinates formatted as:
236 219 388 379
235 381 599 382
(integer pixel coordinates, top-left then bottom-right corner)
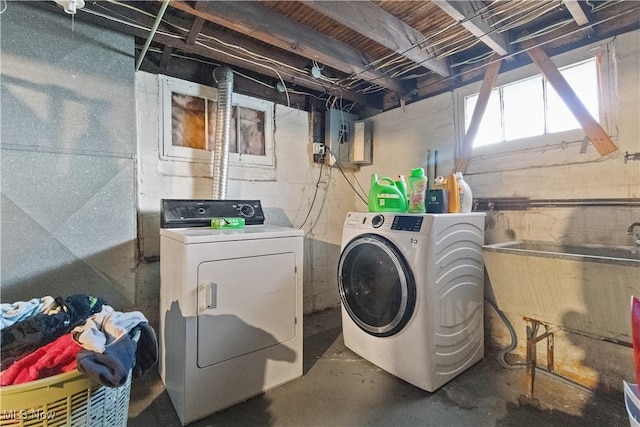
368 174 407 212
447 173 460 213
427 176 448 213
408 168 428 213
455 172 473 213
395 175 408 211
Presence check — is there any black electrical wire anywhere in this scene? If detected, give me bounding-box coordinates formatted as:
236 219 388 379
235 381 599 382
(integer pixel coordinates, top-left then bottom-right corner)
298 161 324 230
325 146 368 205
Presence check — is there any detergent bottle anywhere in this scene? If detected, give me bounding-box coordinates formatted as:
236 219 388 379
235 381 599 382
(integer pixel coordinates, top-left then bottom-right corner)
446 173 460 213
395 175 408 208
455 172 473 213
407 168 428 213
368 174 408 212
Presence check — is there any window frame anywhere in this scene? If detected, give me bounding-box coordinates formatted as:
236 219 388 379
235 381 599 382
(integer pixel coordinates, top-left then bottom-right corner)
159 75 275 169
455 40 616 158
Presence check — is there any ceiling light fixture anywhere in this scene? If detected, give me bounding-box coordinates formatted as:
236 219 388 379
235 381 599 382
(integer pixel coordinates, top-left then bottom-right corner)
310 64 322 79
53 0 85 15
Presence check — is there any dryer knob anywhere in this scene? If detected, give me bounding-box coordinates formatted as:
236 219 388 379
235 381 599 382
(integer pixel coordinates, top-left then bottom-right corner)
239 204 255 217
371 215 384 228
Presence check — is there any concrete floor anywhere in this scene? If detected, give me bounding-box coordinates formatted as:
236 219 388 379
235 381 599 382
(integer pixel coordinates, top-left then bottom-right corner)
128 307 629 427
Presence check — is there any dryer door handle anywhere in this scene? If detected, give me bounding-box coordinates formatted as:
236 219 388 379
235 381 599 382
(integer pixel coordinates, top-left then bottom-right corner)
205 282 217 310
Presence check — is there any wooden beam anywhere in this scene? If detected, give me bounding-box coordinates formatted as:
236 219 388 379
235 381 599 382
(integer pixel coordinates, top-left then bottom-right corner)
524 43 618 156
185 17 205 45
433 0 509 57
159 45 173 70
563 0 589 26
303 1 450 77
35 1 374 106
454 55 502 174
168 0 408 94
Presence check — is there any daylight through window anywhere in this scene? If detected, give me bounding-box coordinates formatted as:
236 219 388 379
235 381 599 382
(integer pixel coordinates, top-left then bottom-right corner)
465 58 599 147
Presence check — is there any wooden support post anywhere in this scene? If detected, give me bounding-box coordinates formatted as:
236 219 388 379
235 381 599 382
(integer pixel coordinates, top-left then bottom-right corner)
454 55 502 174
524 43 618 156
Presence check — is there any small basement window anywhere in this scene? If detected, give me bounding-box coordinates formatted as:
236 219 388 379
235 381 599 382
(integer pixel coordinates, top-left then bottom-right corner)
464 58 599 148
456 38 617 161
160 75 274 167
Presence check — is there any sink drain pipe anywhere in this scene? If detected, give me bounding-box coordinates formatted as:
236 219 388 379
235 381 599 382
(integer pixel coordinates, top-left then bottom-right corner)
484 298 594 397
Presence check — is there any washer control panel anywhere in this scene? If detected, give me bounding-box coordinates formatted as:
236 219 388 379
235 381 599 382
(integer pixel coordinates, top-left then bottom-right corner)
161 199 265 228
390 215 423 232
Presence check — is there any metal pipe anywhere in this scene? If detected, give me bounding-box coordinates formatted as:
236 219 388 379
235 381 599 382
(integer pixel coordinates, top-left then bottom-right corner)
211 66 234 200
135 0 170 72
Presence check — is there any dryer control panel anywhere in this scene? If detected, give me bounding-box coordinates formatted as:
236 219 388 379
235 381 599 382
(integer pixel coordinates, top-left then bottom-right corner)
161 199 265 228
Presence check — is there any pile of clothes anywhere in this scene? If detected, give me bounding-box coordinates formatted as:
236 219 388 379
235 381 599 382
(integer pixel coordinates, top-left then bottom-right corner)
0 294 157 388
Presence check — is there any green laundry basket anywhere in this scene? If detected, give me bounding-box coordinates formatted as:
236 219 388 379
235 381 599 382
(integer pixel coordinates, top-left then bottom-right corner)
0 368 132 427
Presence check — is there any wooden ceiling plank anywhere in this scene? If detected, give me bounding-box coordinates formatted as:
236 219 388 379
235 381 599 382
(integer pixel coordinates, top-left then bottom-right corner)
302 1 450 77
168 0 408 94
454 55 502 174
433 0 509 57
525 43 617 156
563 0 589 26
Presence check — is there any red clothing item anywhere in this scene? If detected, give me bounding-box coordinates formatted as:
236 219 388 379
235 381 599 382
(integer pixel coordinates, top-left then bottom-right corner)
1 333 80 386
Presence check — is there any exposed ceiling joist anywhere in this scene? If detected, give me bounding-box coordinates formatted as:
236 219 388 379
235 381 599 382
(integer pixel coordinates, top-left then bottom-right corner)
33 0 640 112
168 0 408 95
432 0 509 57
563 0 589 26
185 17 205 45
302 1 450 77
42 1 371 105
159 45 173 70
156 10 372 105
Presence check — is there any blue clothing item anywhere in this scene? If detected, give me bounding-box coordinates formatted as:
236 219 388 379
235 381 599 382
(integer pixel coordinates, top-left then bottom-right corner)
1 297 56 330
131 322 158 378
77 334 137 388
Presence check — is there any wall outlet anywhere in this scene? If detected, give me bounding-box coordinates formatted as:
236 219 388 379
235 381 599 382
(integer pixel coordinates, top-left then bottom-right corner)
313 142 325 163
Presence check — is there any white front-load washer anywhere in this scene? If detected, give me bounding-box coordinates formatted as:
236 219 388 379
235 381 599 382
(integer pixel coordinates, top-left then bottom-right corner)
338 211 485 392
160 222 303 425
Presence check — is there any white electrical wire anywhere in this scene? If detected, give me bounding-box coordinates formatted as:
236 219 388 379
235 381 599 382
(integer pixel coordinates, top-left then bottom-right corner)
84 0 638 106
511 19 575 44
0 0 8 14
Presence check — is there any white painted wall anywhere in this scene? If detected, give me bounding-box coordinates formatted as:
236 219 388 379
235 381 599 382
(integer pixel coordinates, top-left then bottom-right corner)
355 31 640 393
135 72 356 315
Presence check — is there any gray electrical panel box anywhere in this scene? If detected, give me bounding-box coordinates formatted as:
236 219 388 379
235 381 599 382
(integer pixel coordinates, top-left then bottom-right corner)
325 109 358 168
352 120 372 165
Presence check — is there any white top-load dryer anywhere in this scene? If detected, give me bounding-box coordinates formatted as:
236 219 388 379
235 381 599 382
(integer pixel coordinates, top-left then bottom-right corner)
338 212 485 392
159 200 303 425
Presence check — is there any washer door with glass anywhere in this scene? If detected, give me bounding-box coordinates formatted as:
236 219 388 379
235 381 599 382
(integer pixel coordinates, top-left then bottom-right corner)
338 233 416 337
